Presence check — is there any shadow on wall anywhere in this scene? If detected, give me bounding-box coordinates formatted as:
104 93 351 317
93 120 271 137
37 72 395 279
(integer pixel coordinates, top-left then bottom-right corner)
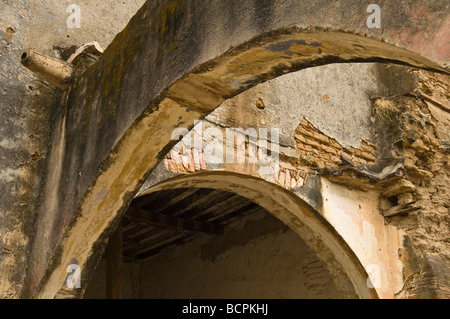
83 210 342 299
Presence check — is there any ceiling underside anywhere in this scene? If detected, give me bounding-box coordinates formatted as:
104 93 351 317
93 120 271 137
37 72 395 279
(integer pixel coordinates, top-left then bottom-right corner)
120 188 264 262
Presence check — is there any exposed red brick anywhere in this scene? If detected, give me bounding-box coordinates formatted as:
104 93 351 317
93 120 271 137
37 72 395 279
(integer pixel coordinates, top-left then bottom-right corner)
189 149 196 172
321 144 336 155
294 133 307 144
193 148 201 171
361 151 377 163
167 159 178 173
329 139 343 151
304 137 321 149
285 169 291 188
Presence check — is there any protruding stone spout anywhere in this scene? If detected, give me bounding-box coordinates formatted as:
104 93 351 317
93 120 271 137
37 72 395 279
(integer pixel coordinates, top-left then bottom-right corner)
19 50 75 90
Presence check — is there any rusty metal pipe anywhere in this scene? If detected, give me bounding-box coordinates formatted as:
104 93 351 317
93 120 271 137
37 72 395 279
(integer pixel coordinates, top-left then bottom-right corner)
19 49 75 90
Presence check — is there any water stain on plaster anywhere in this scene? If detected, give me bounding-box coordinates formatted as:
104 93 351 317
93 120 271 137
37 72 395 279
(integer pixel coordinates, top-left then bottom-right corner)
265 40 322 56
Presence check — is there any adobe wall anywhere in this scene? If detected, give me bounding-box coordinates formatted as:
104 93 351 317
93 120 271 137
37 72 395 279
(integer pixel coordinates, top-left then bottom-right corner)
140 64 450 299
29 0 449 298
0 0 448 299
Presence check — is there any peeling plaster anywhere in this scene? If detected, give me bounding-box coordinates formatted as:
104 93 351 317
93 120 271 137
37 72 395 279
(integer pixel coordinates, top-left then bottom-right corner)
321 177 404 298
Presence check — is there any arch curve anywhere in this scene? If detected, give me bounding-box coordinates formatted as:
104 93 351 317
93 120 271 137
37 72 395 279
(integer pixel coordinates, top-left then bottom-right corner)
27 0 449 298
138 171 378 299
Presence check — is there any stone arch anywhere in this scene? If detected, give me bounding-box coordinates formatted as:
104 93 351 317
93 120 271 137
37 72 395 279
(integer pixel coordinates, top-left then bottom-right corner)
134 171 377 299
27 0 449 298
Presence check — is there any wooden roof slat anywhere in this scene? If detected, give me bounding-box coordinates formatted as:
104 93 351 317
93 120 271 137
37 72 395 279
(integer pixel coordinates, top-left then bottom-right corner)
187 194 242 220
144 188 200 214
127 233 188 259
121 188 264 261
125 206 225 235
205 200 255 223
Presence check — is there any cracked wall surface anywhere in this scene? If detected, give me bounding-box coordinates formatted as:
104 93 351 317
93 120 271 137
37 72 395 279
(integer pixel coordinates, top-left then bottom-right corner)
0 0 145 299
0 0 448 299
140 64 449 299
376 71 450 298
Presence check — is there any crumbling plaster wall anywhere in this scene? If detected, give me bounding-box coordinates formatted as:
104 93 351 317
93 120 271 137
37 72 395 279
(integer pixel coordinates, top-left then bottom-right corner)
0 0 448 299
374 71 450 298
320 179 404 299
0 0 145 299
141 63 449 298
141 62 417 192
28 0 449 299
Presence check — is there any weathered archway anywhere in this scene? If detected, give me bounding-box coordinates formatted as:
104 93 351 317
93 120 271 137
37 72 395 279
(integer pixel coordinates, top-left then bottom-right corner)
135 171 377 299
26 0 449 298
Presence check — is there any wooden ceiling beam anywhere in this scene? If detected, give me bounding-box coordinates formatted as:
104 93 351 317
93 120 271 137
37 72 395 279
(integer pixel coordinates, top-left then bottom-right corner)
205 200 255 223
127 233 192 261
146 188 200 214
124 206 224 235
